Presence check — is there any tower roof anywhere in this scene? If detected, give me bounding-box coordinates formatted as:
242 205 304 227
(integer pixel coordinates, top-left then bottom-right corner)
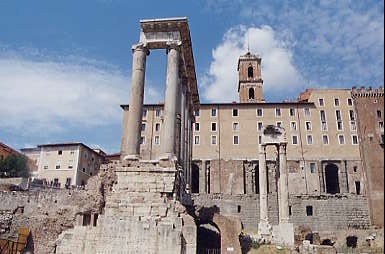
237 52 261 71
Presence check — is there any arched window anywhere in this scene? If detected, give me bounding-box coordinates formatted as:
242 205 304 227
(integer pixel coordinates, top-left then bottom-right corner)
248 66 253 78
249 88 255 99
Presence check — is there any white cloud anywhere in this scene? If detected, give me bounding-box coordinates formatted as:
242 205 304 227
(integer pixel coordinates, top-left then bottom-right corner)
200 25 304 102
0 50 161 135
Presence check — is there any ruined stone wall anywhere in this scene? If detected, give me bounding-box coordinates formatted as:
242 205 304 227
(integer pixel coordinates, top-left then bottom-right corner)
192 193 279 230
192 193 370 233
289 194 370 231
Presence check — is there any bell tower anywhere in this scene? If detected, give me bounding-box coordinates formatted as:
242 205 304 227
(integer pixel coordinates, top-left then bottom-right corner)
238 52 264 103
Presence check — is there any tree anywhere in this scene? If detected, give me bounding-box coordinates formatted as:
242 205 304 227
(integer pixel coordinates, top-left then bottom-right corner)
0 154 30 178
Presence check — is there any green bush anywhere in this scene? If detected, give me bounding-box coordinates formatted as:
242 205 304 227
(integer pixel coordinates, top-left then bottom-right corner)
0 154 30 178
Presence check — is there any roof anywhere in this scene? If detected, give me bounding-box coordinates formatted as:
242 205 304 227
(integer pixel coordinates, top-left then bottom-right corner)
120 101 315 109
37 142 104 157
0 142 23 156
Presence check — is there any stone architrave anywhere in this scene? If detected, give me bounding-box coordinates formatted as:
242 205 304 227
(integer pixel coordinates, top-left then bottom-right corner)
123 43 149 160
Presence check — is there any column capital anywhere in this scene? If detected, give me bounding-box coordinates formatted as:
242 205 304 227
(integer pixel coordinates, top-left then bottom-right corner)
166 41 182 52
279 143 287 153
132 43 150 55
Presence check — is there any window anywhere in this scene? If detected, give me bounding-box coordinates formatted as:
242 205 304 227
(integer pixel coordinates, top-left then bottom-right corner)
335 110 341 121
306 206 313 216
232 108 238 117
256 108 263 117
211 135 217 145
142 109 147 118
290 121 297 131
237 205 241 213
141 123 146 131
379 121 384 130
82 168 86 173
248 66 253 78
319 98 324 106
257 122 263 131
377 110 382 118
233 135 239 145
310 163 316 173
211 122 217 131
258 135 262 144
349 110 355 121
68 160 73 169
194 109 200 117
155 123 161 132
44 165 48 169
347 98 353 106
320 110 326 122
304 108 311 116
353 166 358 172
249 88 255 100
275 108 281 117
334 98 340 106
307 135 313 145
350 121 356 131
84 152 88 158
58 150 63 155
233 122 239 131
289 108 295 116
140 137 145 145
56 164 61 169
321 122 328 131
337 121 343 131
194 123 200 132
305 121 312 131
338 135 345 145
155 109 161 117
154 136 160 145
276 122 282 128
194 136 200 145
322 135 329 145
211 108 217 117
292 135 298 145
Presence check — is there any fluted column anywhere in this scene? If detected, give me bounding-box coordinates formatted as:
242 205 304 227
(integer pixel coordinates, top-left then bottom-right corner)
122 43 149 160
258 144 268 225
279 143 290 223
160 42 181 160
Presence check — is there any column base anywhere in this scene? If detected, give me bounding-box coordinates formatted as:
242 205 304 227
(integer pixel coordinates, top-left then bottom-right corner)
272 222 294 246
257 221 272 244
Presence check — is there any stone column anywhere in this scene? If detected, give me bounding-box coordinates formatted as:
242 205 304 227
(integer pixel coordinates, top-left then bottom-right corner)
186 115 192 187
160 42 181 160
123 43 149 160
180 83 186 165
279 143 290 223
258 144 270 234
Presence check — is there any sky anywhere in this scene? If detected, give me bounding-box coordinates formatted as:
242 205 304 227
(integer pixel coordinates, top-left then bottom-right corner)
0 0 383 153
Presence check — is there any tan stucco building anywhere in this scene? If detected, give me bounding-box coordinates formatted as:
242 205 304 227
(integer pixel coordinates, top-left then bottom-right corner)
22 142 105 188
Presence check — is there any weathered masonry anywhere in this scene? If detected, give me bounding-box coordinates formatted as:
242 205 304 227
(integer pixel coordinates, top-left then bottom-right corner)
55 17 199 254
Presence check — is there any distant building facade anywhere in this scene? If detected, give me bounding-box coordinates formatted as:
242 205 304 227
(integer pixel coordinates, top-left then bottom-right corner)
22 143 105 188
120 52 384 231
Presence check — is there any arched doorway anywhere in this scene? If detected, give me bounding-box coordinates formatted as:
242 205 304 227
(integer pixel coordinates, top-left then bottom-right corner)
191 163 200 193
197 222 221 254
325 163 340 194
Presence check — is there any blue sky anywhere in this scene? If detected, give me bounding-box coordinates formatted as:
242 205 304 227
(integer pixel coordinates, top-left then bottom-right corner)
0 0 383 153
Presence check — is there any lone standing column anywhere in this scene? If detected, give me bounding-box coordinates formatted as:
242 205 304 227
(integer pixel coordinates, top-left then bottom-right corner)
160 42 181 160
179 83 186 163
258 144 269 231
123 43 149 160
279 143 290 223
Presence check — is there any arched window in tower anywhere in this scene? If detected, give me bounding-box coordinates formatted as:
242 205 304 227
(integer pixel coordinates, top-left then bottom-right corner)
248 66 254 78
249 88 255 99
